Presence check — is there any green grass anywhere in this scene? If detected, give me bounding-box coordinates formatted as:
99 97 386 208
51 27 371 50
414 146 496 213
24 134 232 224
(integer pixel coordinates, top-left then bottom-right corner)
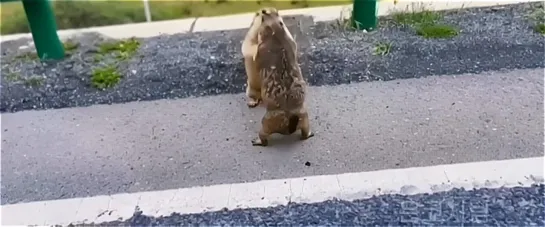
3 71 44 87
528 7 545 35
23 76 44 87
535 23 545 35
0 0 352 35
389 5 459 39
13 42 78 59
14 52 38 61
63 40 80 55
91 66 122 90
93 54 104 63
528 7 545 24
373 42 392 56
98 37 141 60
392 10 442 25
91 38 140 88
415 24 458 39
4 72 21 82
336 18 354 31
334 6 360 31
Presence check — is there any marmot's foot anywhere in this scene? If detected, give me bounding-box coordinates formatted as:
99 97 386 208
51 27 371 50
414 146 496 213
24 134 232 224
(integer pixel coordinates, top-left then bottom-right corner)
300 131 315 140
247 98 260 108
251 137 267 146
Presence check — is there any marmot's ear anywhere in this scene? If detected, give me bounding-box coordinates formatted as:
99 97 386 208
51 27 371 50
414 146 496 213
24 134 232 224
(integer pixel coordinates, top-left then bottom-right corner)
261 9 267 14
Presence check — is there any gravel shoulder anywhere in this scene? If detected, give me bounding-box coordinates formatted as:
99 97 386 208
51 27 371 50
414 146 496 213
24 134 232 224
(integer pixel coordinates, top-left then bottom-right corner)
88 184 545 226
1 2 543 113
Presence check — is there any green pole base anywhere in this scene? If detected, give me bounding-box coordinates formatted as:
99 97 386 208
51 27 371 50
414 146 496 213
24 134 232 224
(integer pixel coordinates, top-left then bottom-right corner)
352 0 378 31
21 0 65 60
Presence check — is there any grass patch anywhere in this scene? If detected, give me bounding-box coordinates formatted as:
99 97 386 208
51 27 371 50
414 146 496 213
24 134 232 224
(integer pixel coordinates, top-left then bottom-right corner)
336 15 356 31
3 72 44 88
389 4 458 39
335 5 386 32
528 7 545 35
4 72 21 82
92 38 139 89
535 23 545 35
335 8 355 31
63 40 80 55
23 76 44 88
415 24 458 39
14 52 38 61
373 42 392 56
98 37 141 60
91 66 122 90
93 54 104 63
528 7 545 24
392 10 442 25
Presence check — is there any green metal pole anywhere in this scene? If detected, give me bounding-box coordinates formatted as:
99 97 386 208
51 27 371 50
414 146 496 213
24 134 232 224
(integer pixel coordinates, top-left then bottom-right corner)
352 0 378 31
21 0 65 60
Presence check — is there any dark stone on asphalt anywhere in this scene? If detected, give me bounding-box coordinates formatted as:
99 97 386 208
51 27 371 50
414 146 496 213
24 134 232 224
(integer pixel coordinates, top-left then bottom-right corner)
84 184 545 226
1 2 543 113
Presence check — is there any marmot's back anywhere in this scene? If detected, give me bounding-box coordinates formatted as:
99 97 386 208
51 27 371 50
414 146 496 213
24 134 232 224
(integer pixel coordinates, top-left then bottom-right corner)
256 13 306 112
249 9 315 147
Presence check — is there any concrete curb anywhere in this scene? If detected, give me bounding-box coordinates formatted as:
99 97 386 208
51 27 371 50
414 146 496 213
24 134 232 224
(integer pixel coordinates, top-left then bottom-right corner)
0 0 538 42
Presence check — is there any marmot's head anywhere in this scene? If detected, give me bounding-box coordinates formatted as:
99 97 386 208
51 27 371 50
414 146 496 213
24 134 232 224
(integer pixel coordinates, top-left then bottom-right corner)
255 7 278 18
250 7 280 31
258 9 286 40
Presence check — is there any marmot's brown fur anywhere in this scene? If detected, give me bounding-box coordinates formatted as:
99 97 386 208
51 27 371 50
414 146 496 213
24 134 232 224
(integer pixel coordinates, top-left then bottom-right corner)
241 7 296 108
250 11 313 147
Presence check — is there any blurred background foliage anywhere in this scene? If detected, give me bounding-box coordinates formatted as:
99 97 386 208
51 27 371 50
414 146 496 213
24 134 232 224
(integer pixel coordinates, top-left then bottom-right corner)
0 0 351 35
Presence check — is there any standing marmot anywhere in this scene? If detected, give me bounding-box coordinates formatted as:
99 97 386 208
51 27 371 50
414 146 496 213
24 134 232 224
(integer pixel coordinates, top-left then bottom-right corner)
241 7 296 108
250 10 313 147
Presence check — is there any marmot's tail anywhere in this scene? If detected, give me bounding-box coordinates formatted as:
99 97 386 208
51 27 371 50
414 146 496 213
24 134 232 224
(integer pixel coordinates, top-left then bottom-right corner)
288 114 299 134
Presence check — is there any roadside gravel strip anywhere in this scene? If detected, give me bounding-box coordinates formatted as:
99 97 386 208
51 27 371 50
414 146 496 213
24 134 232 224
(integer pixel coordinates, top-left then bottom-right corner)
2 157 543 226
92 184 545 226
1 2 543 113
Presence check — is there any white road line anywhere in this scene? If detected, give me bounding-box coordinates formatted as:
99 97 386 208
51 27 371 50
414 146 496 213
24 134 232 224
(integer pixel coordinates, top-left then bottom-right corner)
1 157 544 226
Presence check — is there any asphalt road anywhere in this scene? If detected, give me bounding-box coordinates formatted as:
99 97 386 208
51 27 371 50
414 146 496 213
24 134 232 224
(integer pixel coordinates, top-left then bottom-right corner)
1 68 544 205
92 184 545 226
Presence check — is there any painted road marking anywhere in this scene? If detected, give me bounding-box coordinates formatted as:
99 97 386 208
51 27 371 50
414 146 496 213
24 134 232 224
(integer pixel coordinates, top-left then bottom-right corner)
1 157 543 226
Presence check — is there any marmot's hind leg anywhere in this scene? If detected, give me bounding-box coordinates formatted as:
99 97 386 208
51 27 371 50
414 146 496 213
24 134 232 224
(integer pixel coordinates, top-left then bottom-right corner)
297 109 314 140
252 115 272 146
